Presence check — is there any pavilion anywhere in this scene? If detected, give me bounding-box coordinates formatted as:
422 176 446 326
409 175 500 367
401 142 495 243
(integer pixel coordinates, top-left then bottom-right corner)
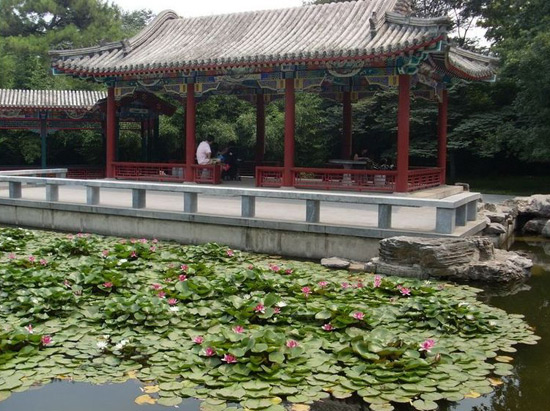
0 89 176 178
49 0 497 192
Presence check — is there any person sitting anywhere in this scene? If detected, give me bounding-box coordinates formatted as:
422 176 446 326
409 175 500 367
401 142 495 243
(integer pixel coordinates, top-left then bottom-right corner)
196 136 215 165
353 149 369 161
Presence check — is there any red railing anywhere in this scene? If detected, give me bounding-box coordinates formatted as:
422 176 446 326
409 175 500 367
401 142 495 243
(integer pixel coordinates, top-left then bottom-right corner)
293 168 397 192
256 167 284 187
407 168 443 191
192 164 222 184
113 162 186 182
67 167 105 179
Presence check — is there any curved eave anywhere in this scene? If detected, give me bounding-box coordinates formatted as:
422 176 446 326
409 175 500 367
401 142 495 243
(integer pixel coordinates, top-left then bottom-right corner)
52 36 444 78
445 48 498 81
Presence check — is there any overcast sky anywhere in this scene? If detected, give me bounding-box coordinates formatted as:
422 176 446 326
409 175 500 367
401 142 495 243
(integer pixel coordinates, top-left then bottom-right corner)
111 0 304 17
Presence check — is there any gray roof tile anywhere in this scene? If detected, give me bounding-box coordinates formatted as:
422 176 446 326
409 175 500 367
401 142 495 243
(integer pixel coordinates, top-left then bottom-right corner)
50 0 450 75
0 89 105 110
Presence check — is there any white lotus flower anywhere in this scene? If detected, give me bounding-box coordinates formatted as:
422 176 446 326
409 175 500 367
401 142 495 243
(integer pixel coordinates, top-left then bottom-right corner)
169 306 180 312
276 301 287 307
96 341 108 350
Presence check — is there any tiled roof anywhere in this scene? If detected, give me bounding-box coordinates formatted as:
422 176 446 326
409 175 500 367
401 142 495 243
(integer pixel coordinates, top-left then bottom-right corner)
0 89 106 110
50 0 450 75
446 47 498 80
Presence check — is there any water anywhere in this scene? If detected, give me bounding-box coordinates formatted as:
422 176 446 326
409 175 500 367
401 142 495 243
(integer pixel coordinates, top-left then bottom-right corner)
1 239 548 411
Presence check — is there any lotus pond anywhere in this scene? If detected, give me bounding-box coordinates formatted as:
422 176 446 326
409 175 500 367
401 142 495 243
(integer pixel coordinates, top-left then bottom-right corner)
0 227 540 411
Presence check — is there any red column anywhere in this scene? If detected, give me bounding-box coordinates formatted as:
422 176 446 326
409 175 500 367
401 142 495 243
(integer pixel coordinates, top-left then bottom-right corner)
437 89 449 185
283 78 295 187
106 86 116 178
395 75 411 192
255 95 266 166
341 91 352 159
185 83 196 182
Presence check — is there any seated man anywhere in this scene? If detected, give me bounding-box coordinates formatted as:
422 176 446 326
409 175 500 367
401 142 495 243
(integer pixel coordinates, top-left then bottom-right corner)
196 136 215 180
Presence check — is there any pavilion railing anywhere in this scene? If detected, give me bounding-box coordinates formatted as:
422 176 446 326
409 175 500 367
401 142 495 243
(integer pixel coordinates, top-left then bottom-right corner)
113 162 186 182
192 164 222 185
407 168 443 191
66 167 105 180
256 166 443 192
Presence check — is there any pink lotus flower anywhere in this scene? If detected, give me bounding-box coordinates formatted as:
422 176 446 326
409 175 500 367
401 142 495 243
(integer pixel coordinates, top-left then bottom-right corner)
419 339 436 352
273 307 281 314
103 282 113 288
396 284 402 290
152 238 158 244
193 336 204 344
226 249 234 257
254 304 265 314
318 281 328 288
355 282 364 289
28 256 35 263
400 287 411 296
167 298 178 306
180 264 188 272
102 250 109 257
8 253 15 260
373 275 382 288
151 283 162 290
286 340 299 348
130 251 137 258
130 239 137 244
41 335 53 346
140 238 147 244
233 325 245 334
24 324 33 334
322 323 334 331
269 264 280 272
40 259 47 266
352 311 365 320
67 234 74 239
301 286 312 297
341 282 350 289
178 274 187 282
149 246 156 252
222 354 237 363
77 233 85 238
204 347 216 357
164 277 172 283
157 291 166 299
285 269 293 274
64 279 71 288
248 265 254 270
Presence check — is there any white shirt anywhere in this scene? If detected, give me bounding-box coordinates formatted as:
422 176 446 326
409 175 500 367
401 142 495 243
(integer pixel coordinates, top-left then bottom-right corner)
196 141 211 165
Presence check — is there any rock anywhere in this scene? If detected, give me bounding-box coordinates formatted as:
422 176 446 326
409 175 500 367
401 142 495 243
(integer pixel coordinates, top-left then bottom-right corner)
484 223 507 235
522 218 549 235
484 212 508 224
542 221 550 238
505 194 550 218
371 236 531 282
321 257 350 269
348 262 365 273
482 202 498 212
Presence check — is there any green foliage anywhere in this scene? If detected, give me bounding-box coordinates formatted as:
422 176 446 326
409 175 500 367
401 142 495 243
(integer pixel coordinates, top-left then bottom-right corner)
0 227 540 409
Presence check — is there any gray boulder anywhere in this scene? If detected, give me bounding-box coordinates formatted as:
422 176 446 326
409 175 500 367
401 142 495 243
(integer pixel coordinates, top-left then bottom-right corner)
370 236 531 282
321 257 350 269
522 218 549 235
542 221 550 239
505 194 550 218
484 223 507 235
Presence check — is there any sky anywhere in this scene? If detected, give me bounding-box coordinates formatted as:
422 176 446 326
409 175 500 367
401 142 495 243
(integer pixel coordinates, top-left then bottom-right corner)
111 0 304 17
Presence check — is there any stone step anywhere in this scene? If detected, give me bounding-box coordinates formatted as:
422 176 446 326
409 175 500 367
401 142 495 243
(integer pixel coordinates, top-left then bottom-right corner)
405 185 465 200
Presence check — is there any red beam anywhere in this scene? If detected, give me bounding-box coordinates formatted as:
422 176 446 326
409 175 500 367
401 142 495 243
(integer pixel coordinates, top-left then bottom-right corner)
106 86 116 178
437 89 449 185
283 78 295 187
185 84 196 182
342 91 352 159
395 75 410 192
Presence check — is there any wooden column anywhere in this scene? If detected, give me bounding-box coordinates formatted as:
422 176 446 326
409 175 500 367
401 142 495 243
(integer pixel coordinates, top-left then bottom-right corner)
40 113 47 169
341 91 352 159
395 75 411 192
283 78 295 187
140 120 147 162
106 86 116 178
185 84 196 182
437 89 449 185
255 95 266 166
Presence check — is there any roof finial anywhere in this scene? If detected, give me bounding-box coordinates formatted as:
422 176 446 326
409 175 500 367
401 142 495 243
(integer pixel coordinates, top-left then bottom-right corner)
369 11 378 38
